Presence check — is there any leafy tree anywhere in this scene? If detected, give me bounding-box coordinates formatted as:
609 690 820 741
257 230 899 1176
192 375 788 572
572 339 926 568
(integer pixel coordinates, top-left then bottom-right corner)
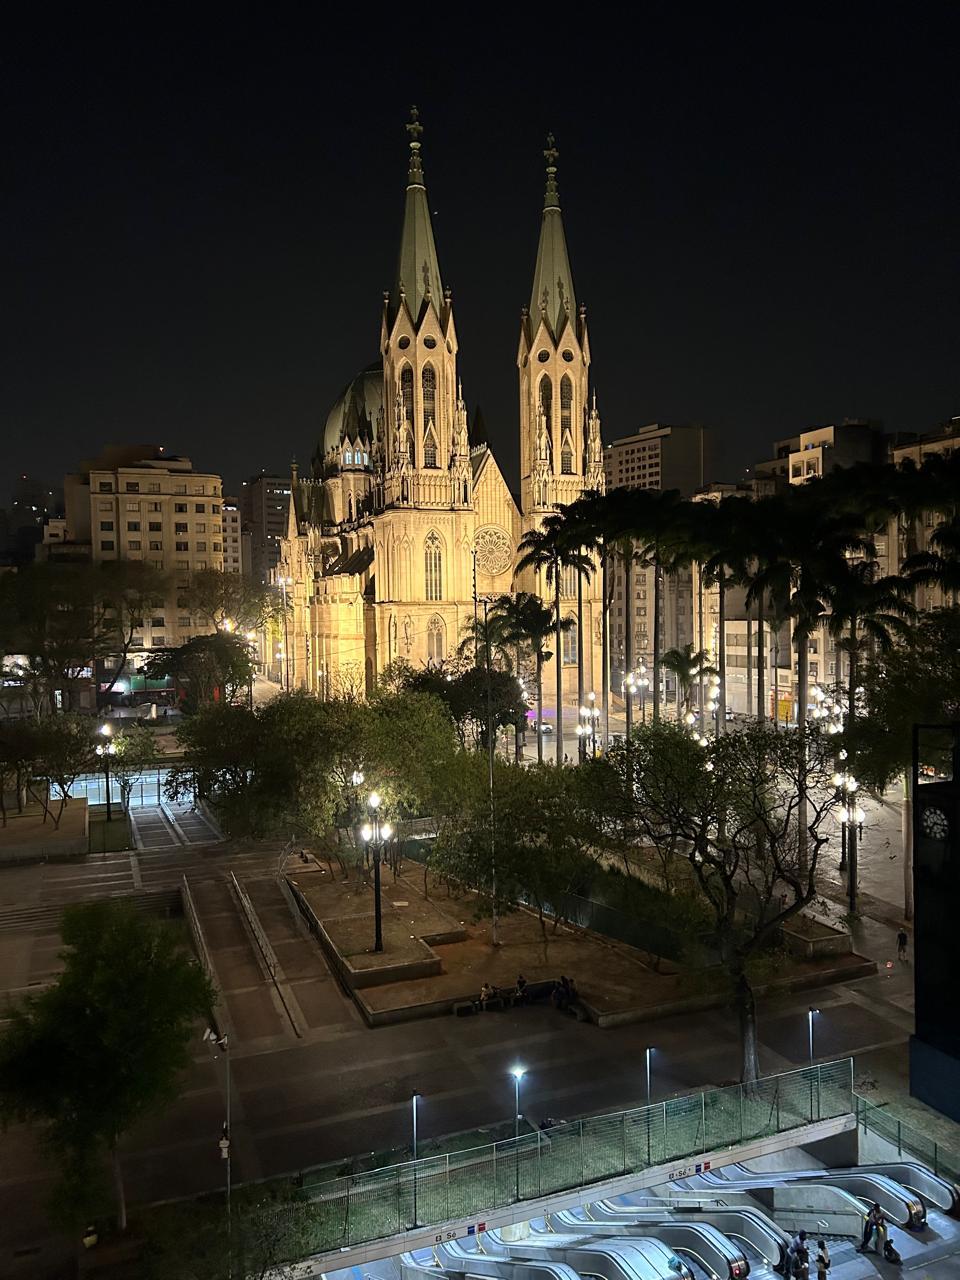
391 663 525 752
850 608 960 921
166 703 261 833
144 632 254 712
660 643 717 721
617 721 839 1082
27 714 96 828
0 718 40 824
181 567 286 633
0 901 214 1230
109 722 161 812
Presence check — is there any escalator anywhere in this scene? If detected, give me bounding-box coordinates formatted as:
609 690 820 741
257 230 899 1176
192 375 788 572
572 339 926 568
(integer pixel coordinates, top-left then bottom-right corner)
588 1196 790 1270
687 1164 925 1229
539 1210 749 1280
477 1228 689 1280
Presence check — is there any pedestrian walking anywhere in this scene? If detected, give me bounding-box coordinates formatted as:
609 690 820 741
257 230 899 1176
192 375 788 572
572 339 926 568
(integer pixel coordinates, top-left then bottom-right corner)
858 1203 884 1252
815 1240 830 1280
896 928 908 961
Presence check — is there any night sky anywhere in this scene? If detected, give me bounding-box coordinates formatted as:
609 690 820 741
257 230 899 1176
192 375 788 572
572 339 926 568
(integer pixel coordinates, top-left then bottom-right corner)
3 12 957 504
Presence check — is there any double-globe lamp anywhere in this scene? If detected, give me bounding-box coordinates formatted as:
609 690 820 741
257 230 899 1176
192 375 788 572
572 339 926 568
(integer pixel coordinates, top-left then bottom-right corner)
360 791 392 953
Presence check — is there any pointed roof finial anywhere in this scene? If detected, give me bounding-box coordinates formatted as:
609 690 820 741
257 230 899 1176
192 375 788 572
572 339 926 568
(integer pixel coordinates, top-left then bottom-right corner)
543 132 560 210
407 105 425 186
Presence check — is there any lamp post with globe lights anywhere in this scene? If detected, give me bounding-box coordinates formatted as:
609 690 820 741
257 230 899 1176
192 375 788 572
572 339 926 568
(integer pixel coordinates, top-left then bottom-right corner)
577 692 600 759
95 723 116 821
360 791 392 953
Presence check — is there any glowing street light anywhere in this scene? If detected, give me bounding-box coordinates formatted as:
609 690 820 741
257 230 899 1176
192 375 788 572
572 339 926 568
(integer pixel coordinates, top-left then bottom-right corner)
95 723 117 822
360 791 392 952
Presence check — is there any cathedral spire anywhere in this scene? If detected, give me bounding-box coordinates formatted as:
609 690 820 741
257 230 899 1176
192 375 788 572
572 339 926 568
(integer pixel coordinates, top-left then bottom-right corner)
391 106 443 325
529 134 576 337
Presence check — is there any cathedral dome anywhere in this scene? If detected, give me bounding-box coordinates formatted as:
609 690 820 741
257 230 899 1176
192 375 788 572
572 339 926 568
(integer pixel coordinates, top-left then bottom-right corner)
321 362 383 458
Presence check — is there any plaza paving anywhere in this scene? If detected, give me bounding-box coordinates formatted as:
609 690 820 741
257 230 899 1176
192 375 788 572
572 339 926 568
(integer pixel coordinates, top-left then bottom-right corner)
0 785 956 1276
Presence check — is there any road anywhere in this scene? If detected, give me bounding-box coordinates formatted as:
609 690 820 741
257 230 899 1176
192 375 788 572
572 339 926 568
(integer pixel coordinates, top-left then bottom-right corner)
0 831 920 1276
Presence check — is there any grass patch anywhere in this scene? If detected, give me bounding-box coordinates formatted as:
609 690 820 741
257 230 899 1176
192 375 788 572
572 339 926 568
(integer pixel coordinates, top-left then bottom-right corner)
88 811 132 854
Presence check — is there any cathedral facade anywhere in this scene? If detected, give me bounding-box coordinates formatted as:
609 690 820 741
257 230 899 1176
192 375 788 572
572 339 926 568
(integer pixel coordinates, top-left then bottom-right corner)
278 114 604 705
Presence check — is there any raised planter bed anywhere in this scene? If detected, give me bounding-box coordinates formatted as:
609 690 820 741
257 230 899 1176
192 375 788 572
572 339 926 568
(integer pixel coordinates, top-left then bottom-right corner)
782 912 852 959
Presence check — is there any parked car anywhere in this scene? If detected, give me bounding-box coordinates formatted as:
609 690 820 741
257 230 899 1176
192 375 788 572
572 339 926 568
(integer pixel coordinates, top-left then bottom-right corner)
530 719 554 734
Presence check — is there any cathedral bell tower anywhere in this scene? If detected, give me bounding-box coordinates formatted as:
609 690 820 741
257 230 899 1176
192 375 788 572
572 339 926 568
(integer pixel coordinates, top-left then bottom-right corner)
379 107 469 511
518 136 594 517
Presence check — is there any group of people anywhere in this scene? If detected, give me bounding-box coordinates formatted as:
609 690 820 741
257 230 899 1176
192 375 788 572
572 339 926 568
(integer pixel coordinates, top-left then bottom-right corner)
788 1230 831 1280
551 975 578 1010
479 974 529 1009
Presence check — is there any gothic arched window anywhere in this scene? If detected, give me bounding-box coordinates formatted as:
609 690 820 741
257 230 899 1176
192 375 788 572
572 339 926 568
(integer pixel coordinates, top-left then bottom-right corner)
400 366 414 424
562 615 578 666
427 614 445 665
424 531 443 601
344 450 353 466
561 564 577 598
422 365 437 433
539 376 553 432
560 434 574 474
424 429 439 469
560 375 573 432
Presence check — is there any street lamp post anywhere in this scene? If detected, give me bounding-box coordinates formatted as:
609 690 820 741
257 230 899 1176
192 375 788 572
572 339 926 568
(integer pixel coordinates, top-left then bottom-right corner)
360 792 392 953
95 724 116 822
645 1046 654 1163
511 1065 525 1201
807 1007 818 1064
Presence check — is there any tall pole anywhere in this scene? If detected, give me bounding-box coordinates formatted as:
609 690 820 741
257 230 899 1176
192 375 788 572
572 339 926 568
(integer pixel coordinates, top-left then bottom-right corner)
576 568 585 762
645 1046 652 1107
373 832 383 953
624 550 634 740
472 548 479 666
483 599 500 946
601 546 610 753
645 1046 653 1164
412 1093 419 1159
103 752 112 823
514 1070 522 1201
808 1008 817 1064
697 563 706 735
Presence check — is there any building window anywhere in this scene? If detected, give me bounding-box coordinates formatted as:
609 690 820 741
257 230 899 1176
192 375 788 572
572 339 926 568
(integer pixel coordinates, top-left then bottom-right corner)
153 636 165 648
539 375 553 431
195 503 205 513
175 522 188 532
127 521 140 531
400 365 413 423
195 523 206 533
560 374 573 432
100 520 114 531
213 542 222 552
98 501 113 511
176 541 188 552
129 540 141 550
196 560 207 570
424 531 443 601
562 616 578 666
344 450 353 465
424 430 438 468
174 485 187 496
422 364 437 432
561 564 577 598
150 541 163 551
195 541 207 552
176 560 189 570
561 443 573 474
151 617 164 628
98 481 113 492
101 539 115 551
149 521 162 532
148 483 160 494
427 614 445 665
125 481 140 493
126 501 140 512
149 502 162 512
212 503 220 514
175 502 187 513
178 616 191 627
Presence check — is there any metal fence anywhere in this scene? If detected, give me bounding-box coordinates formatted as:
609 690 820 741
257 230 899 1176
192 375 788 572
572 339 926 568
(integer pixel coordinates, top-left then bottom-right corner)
264 1058 854 1261
855 1094 960 1183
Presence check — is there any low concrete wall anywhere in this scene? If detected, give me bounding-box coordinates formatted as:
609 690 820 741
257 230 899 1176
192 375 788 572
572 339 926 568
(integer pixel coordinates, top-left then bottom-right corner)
783 914 852 960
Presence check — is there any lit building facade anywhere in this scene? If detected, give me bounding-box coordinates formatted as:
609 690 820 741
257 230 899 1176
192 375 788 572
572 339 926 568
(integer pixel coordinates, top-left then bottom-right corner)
279 119 603 701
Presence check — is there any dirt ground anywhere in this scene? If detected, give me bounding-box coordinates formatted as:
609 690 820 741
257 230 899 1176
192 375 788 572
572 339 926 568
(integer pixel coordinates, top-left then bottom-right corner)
287 866 872 1021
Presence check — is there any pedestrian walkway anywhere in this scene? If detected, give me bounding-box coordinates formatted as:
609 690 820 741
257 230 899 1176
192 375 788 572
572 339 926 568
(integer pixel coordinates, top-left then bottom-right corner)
129 801 222 850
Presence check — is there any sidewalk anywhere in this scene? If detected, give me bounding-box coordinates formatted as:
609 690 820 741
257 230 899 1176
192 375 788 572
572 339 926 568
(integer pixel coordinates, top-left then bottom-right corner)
810 792 960 1158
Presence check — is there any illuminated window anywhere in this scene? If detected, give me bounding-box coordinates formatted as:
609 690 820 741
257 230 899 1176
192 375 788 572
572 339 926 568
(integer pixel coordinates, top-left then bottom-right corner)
427 614 445 665
400 365 413 423
560 375 572 431
540 376 553 431
424 431 438 468
562 617 578 665
422 365 436 433
345 450 353 465
424 531 443 601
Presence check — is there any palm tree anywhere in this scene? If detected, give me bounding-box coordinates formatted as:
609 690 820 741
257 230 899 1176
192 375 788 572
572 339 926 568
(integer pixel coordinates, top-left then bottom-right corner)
826 559 916 913
698 496 753 735
660 644 717 720
517 516 591 764
485 592 556 763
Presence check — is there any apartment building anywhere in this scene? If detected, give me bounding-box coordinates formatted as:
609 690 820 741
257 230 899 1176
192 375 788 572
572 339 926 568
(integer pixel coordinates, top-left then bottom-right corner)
603 425 711 701
221 497 248 576
240 473 291 585
61 445 224 652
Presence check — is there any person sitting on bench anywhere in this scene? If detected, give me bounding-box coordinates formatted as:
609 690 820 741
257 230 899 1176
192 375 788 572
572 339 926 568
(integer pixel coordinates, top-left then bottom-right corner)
479 982 496 1008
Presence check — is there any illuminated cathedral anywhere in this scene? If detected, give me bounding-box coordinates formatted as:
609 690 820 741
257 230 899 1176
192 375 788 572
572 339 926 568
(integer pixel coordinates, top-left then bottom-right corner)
278 112 604 700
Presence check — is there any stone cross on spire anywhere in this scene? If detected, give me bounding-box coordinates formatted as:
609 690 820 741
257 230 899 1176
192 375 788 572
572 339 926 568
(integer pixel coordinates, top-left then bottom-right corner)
543 132 560 210
406 104 425 185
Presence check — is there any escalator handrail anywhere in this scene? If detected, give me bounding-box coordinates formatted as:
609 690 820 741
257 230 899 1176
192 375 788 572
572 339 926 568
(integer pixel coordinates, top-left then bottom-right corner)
697 1168 924 1228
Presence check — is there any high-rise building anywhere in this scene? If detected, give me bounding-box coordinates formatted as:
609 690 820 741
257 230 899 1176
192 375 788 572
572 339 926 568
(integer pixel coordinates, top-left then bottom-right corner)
221 497 247 576
602 425 711 701
60 445 224 652
240 474 291 585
